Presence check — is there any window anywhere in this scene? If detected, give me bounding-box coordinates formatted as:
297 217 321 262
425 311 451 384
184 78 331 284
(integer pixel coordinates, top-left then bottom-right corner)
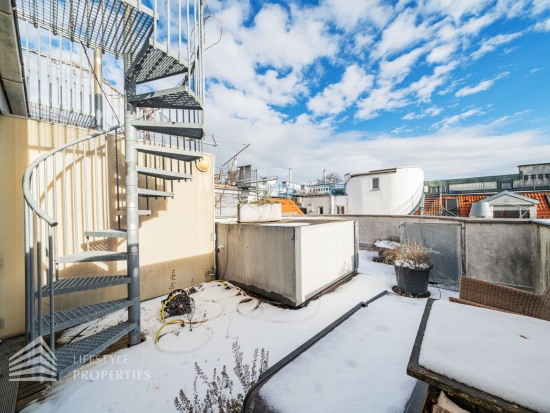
501 181 511 190
430 187 438 193
319 206 324 214
336 206 345 214
372 178 379 190
445 198 459 216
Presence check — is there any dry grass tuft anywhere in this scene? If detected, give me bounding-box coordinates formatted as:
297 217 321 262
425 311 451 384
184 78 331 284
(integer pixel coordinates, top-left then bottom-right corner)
395 241 431 268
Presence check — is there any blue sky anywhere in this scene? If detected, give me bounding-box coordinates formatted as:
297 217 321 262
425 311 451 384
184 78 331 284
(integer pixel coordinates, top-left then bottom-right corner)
200 0 550 182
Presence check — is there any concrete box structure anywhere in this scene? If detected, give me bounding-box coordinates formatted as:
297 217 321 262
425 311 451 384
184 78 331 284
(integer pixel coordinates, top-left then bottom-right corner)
216 219 357 306
346 167 424 215
238 202 282 223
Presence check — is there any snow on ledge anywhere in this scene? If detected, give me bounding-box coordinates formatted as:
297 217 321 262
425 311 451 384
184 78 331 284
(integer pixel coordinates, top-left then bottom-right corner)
374 240 401 249
419 300 550 413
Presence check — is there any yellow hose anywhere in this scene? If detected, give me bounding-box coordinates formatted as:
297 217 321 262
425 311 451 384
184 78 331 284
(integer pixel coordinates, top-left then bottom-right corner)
155 319 185 343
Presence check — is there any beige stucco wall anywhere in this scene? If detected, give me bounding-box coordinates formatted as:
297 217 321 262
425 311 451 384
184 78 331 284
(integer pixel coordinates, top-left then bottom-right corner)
0 114 215 338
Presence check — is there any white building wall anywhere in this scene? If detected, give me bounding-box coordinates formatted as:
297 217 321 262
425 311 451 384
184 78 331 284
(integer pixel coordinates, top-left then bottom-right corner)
296 195 349 215
346 167 424 215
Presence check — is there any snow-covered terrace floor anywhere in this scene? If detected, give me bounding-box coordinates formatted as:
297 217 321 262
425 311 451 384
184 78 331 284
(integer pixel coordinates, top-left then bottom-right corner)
24 251 457 413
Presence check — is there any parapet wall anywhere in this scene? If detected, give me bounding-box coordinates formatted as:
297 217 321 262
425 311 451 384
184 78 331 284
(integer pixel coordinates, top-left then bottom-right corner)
342 214 549 294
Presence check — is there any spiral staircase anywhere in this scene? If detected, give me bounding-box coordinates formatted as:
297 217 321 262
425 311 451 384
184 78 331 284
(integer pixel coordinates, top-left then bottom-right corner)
20 0 206 379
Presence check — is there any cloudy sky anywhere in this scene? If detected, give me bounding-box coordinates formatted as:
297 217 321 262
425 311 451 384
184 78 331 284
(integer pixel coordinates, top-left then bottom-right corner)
195 0 550 182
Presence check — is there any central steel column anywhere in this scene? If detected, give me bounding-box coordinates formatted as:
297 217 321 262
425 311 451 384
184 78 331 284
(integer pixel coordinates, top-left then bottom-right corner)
124 58 141 346
94 48 103 130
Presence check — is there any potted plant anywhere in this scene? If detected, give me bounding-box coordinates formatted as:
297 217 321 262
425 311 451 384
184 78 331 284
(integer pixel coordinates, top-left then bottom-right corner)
393 241 432 297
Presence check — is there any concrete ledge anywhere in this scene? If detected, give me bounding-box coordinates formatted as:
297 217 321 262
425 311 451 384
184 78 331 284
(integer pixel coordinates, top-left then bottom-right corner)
238 203 282 223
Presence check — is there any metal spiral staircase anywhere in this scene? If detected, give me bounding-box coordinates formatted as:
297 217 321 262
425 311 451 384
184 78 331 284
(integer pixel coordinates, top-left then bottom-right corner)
21 0 205 379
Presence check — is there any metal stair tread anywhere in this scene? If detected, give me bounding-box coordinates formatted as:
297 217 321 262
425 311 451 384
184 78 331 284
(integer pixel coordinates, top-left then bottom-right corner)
85 229 127 238
55 321 136 378
135 143 204 161
129 86 202 110
36 276 130 297
138 188 175 198
125 39 188 84
114 210 152 216
34 298 138 335
132 120 204 139
137 166 192 180
56 251 128 263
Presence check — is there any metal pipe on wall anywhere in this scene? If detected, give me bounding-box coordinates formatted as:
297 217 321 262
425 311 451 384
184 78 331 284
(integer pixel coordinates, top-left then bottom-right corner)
94 48 103 129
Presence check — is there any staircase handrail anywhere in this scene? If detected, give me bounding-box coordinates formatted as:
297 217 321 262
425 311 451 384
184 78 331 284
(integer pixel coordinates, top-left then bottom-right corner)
389 182 424 215
23 126 120 226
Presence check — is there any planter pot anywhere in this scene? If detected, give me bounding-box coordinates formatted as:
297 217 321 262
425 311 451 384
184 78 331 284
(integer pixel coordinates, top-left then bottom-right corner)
394 265 430 296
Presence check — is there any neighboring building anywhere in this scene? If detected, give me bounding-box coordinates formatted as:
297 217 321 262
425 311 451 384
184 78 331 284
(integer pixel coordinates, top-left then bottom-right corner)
423 163 550 218
469 191 539 219
292 183 348 215
345 167 425 215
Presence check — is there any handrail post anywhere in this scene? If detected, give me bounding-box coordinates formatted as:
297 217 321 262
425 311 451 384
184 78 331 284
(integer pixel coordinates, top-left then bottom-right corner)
125 58 141 346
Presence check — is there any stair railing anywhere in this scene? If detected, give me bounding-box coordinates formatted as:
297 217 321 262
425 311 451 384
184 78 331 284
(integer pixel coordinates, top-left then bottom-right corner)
389 183 424 216
23 125 122 349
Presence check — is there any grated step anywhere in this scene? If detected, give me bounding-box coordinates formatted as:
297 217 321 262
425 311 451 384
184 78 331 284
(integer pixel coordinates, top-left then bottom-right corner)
129 86 202 110
132 120 203 139
136 143 204 162
55 321 137 379
138 188 174 198
34 298 138 335
85 229 127 239
114 210 152 216
125 39 188 84
36 276 130 297
56 251 127 264
137 166 192 181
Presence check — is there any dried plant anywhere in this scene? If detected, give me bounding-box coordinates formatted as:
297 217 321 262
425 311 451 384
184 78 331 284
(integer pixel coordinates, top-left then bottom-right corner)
174 341 270 413
379 247 401 265
169 269 177 292
394 241 431 270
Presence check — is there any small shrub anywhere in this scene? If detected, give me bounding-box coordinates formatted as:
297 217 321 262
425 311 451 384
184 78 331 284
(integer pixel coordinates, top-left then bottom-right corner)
174 341 269 413
394 241 431 270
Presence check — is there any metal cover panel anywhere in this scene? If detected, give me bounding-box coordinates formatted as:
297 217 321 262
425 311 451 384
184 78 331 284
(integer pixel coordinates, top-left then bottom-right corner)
55 321 136 378
137 188 174 198
84 229 127 238
34 298 137 334
128 86 202 110
55 251 127 263
137 166 192 181
132 120 204 139
400 222 463 288
135 143 203 161
37 276 130 296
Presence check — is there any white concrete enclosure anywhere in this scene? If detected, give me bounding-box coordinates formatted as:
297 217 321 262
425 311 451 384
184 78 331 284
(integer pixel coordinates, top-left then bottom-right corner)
238 202 282 222
216 219 357 306
346 167 424 215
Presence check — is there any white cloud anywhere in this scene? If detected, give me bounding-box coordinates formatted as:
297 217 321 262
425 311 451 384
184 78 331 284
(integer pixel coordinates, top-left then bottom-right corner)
307 65 374 116
432 108 484 129
426 42 457 63
402 106 443 120
534 17 550 31
455 71 509 97
471 32 523 59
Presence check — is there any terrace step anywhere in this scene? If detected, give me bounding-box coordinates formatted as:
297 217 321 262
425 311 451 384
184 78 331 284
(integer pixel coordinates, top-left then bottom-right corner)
137 188 174 198
135 143 203 162
55 321 137 379
137 166 192 180
55 251 127 263
132 120 203 139
34 298 138 335
129 86 202 110
125 39 188 84
85 229 127 239
35 276 130 297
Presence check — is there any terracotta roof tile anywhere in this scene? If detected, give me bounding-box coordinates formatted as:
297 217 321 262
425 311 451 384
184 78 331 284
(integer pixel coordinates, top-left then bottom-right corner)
269 198 304 214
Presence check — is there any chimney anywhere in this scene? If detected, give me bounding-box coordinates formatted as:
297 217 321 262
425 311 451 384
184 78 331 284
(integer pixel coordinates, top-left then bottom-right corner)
323 169 327 184
289 168 292 184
